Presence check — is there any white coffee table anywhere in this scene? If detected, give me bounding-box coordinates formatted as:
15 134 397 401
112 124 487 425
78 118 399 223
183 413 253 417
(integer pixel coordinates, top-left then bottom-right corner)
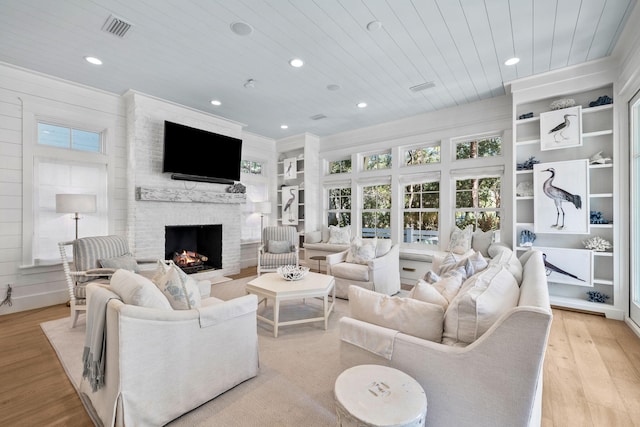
246 271 335 338
334 364 427 427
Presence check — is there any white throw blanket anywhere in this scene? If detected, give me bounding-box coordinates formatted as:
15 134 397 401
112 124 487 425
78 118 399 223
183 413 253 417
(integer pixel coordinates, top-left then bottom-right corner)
82 285 120 392
340 317 398 360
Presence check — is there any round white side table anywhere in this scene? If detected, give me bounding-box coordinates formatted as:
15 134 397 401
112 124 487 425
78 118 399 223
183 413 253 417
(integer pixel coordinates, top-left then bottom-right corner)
334 364 427 427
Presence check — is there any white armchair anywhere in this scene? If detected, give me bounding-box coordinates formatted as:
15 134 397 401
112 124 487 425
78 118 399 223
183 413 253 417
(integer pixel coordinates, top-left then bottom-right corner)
326 242 401 299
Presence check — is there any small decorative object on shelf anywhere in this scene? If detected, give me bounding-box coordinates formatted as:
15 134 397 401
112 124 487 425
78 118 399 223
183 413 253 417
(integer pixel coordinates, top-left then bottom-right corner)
519 230 536 247
583 236 613 251
277 265 309 281
516 181 534 197
590 211 609 224
586 290 609 303
549 98 575 110
516 156 540 171
518 112 534 120
589 150 612 165
226 182 246 193
588 95 612 107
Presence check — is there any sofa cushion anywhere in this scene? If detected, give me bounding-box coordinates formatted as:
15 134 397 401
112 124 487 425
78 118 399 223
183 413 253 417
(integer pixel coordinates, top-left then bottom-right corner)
152 262 202 310
332 262 370 281
100 254 140 273
472 229 494 257
432 270 466 303
443 264 520 345
448 225 473 254
346 237 377 264
375 239 393 257
349 286 444 342
328 225 351 244
268 240 292 254
110 269 172 310
488 244 523 285
438 251 487 278
410 280 449 310
432 249 474 274
305 230 322 244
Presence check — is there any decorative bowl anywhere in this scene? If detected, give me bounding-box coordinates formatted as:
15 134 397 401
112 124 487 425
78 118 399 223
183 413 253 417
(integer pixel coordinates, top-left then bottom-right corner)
277 265 309 281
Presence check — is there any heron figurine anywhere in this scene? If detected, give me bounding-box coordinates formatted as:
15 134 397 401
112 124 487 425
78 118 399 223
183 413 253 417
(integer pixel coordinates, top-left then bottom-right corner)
548 114 576 142
541 168 582 229
283 188 296 222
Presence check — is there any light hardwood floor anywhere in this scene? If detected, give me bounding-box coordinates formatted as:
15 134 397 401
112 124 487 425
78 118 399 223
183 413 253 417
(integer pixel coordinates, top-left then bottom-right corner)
1 270 639 426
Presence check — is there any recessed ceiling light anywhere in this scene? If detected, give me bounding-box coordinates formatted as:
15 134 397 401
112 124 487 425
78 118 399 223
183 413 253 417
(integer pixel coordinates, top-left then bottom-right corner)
280 124 289 129
327 84 341 91
210 100 221 106
505 57 520 66
367 21 382 31
84 56 102 65
244 79 255 89
357 102 367 108
289 58 304 68
230 21 253 36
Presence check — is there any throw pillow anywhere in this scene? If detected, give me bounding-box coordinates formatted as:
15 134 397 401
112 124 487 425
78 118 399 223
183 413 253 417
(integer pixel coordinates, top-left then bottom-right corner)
152 262 202 310
346 237 377 264
431 270 465 303
488 244 523 285
99 254 140 273
443 264 519 345
472 229 494 257
109 269 172 310
305 231 322 244
438 251 487 278
448 225 473 254
268 240 292 254
423 270 440 284
328 225 351 244
410 280 449 310
349 286 444 342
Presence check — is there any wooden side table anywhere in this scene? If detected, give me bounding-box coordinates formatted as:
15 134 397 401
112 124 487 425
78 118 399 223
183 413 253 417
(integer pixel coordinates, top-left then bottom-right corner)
309 255 326 273
334 364 427 427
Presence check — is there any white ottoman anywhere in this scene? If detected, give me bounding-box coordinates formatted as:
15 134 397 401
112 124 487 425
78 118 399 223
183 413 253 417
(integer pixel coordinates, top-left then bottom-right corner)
334 364 427 427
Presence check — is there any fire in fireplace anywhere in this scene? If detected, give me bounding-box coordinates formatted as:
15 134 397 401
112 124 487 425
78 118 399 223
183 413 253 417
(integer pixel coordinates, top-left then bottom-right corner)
165 225 222 274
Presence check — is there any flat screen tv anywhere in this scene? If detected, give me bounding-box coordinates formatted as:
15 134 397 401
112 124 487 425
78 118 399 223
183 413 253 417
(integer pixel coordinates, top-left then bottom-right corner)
162 120 242 184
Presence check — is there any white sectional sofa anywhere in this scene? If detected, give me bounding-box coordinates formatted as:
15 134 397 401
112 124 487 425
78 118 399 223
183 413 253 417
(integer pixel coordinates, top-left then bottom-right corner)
339 247 552 427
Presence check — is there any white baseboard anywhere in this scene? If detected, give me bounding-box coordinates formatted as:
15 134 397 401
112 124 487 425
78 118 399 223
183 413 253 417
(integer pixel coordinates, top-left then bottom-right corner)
0 289 68 315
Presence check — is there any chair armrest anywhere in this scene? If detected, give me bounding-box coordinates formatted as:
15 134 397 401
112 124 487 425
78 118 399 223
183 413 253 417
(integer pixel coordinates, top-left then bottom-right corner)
326 249 348 266
69 268 116 278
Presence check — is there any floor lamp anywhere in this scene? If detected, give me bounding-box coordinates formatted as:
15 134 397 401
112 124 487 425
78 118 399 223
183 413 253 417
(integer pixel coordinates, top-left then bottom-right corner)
56 194 97 240
255 201 272 246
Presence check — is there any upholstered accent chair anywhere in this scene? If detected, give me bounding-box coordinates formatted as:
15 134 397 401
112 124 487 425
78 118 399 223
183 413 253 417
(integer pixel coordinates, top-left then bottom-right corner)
59 235 154 328
257 226 299 275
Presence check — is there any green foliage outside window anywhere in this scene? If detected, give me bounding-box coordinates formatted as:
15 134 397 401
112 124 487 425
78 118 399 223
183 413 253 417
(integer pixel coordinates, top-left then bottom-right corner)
455 177 501 231
240 160 263 175
328 187 351 226
363 153 392 170
403 182 439 244
456 136 502 160
362 184 391 238
405 146 441 165
329 159 352 174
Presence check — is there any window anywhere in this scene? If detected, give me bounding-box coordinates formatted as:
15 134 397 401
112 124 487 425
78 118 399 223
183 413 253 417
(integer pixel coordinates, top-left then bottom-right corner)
362 184 391 238
241 160 268 241
363 151 392 170
455 177 501 231
38 122 102 152
327 187 351 226
403 181 439 245
328 158 352 174
455 136 502 160
240 160 263 175
405 144 441 165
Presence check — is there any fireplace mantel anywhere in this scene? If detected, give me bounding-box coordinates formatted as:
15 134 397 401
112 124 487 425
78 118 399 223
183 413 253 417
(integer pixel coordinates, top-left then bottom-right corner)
136 187 246 204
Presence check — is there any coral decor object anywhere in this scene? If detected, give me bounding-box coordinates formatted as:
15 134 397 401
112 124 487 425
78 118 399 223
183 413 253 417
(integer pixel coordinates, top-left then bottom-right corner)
518 112 534 120
519 230 536 247
589 95 613 107
549 98 576 110
590 211 609 224
587 290 609 303
277 265 309 281
226 182 246 193
589 151 612 165
516 156 540 171
516 181 534 197
583 236 612 252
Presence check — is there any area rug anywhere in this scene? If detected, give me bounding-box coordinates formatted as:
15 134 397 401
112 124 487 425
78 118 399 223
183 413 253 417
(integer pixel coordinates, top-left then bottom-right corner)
41 276 352 426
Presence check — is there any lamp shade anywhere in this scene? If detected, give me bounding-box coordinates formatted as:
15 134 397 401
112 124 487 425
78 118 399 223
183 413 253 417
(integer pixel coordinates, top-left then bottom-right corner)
56 194 97 214
255 201 272 215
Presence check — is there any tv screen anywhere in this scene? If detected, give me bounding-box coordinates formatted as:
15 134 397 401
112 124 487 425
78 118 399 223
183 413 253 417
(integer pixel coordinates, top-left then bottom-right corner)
162 120 242 184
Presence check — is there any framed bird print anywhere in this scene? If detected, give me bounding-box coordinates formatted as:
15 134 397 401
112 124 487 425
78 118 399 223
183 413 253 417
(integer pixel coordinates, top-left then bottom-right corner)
283 157 297 180
539 105 582 151
533 159 590 234
536 246 593 287
281 185 299 225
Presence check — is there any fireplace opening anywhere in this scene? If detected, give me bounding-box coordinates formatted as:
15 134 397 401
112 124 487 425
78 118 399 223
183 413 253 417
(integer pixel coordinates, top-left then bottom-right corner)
165 225 222 274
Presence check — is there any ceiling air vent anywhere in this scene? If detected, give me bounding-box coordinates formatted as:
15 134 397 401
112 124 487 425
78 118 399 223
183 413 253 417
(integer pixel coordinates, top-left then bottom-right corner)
310 114 327 121
102 14 132 38
409 81 436 92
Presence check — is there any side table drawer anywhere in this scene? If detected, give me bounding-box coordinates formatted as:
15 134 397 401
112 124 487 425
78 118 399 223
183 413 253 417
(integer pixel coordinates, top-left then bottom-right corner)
399 259 432 286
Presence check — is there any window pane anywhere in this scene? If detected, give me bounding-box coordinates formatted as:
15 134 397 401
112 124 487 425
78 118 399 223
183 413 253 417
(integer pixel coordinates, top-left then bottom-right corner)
456 136 502 160
455 211 477 229
329 159 352 174
363 153 392 170
422 193 439 208
71 129 101 152
405 146 441 165
403 212 439 244
38 123 70 148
